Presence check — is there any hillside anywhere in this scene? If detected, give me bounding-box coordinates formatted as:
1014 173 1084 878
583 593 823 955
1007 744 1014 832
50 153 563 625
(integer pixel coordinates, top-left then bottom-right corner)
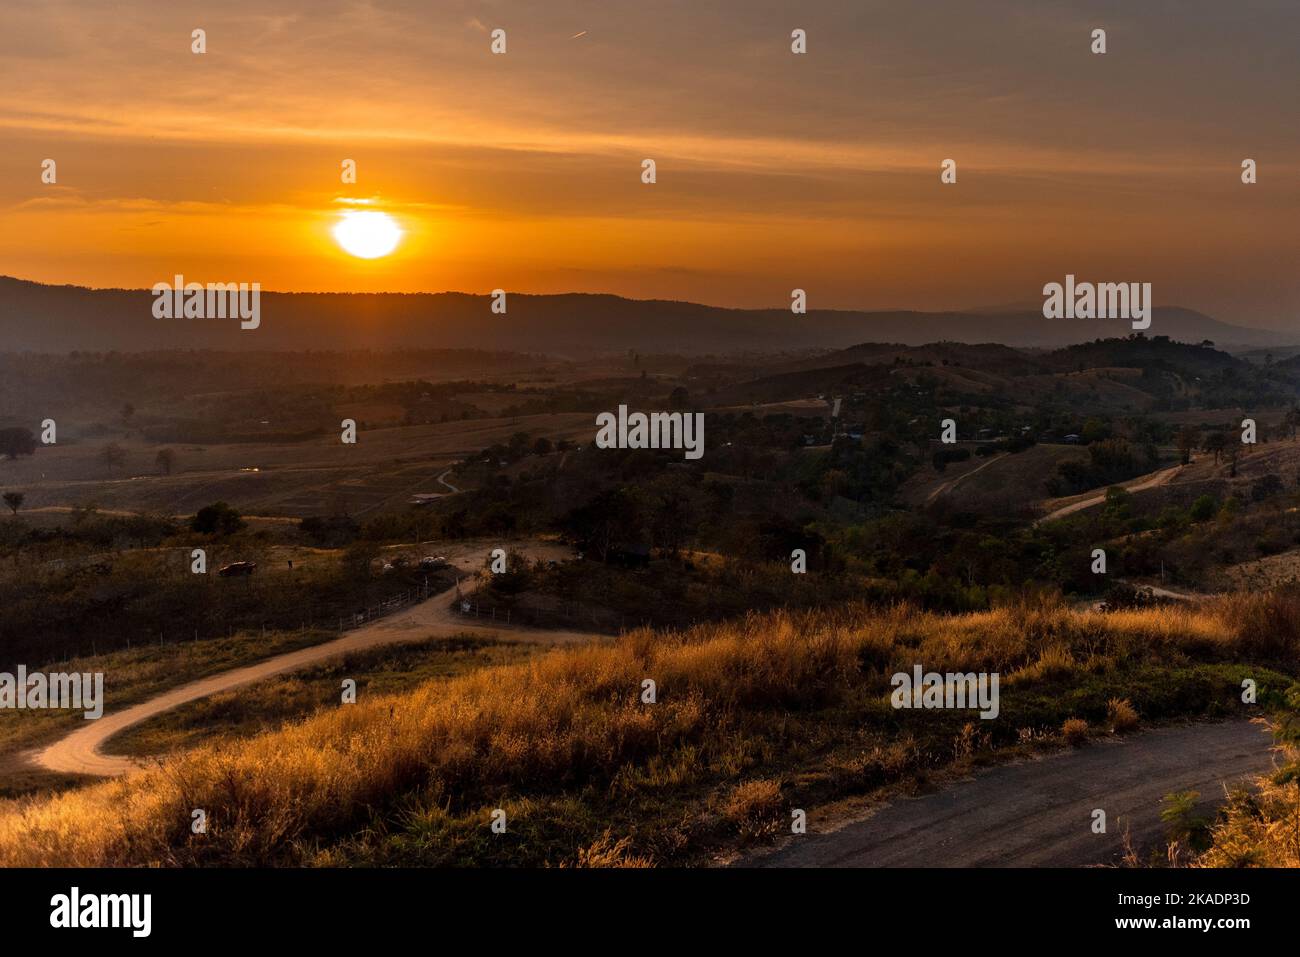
1 596 1295 867
2 276 1292 356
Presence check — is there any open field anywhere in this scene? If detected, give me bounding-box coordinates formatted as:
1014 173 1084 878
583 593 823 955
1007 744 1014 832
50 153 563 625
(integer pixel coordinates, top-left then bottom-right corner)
0 412 595 518
0 629 331 798
105 634 544 759
901 444 1087 511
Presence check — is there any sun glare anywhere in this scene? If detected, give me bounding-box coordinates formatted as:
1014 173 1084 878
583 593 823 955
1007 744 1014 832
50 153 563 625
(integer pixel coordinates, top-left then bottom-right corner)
332 210 402 259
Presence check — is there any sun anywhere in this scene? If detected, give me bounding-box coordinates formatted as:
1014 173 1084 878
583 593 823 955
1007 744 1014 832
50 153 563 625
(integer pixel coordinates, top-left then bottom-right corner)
332 210 402 259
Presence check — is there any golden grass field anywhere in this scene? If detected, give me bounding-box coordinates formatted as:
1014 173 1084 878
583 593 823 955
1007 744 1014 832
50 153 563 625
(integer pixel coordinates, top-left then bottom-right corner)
0 593 1296 867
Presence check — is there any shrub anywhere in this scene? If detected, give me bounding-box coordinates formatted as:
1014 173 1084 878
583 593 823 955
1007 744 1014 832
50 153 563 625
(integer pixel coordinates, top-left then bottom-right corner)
191 501 245 536
1062 718 1089 745
1106 697 1140 734
1189 495 1217 522
724 779 785 841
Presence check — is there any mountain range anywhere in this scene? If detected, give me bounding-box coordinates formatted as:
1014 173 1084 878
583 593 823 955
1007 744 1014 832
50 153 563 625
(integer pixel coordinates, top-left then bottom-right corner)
2 276 1292 355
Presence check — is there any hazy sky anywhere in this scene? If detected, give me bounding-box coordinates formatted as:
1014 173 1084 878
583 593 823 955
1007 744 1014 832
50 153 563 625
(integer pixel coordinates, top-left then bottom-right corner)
2 0 1297 327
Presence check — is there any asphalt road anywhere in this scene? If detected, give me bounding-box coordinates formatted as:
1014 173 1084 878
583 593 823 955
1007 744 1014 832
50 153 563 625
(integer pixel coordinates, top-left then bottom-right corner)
750 719 1275 867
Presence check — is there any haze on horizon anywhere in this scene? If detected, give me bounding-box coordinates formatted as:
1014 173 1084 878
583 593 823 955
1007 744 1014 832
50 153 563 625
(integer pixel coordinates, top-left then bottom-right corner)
2 0 1297 329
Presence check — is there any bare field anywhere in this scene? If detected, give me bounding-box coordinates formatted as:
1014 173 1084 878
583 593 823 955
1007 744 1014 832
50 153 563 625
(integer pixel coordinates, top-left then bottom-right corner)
901 444 1086 511
0 412 596 518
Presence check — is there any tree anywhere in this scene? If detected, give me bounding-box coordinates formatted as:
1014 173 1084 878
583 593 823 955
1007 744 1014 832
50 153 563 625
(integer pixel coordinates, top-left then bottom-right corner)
0 427 36 460
155 448 176 476
531 437 553 456
1176 427 1200 466
563 487 645 563
1204 432 1227 464
2 492 23 516
507 431 531 459
120 402 135 427
191 501 245 536
99 442 126 474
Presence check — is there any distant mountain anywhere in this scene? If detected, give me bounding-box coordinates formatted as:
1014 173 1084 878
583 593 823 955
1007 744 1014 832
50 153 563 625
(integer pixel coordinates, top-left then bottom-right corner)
1 276 1291 355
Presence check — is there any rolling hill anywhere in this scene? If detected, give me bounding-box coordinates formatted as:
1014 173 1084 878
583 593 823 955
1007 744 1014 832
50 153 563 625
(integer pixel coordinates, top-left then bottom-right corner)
2 276 1292 356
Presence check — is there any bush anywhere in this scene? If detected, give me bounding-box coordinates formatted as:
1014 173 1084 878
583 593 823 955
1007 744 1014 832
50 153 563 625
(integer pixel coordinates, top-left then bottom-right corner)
724 779 785 841
191 502 245 536
1106 697 1139 734
1160 790 1211 853
1062 718 1089 746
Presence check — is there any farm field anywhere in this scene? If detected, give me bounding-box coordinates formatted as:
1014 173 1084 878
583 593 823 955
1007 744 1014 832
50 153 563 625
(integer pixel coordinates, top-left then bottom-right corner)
1 412 595 518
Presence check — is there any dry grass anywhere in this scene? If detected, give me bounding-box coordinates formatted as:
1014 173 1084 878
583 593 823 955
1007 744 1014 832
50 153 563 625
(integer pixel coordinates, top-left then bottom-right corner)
568 832 655 868
723 779 785 841
1107 698 1140 734
1198 776 1300 867
1062 718 1090 745
1 592 1297 867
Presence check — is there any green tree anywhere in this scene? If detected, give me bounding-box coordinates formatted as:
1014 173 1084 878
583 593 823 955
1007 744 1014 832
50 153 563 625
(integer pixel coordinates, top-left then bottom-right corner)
2 492 23 516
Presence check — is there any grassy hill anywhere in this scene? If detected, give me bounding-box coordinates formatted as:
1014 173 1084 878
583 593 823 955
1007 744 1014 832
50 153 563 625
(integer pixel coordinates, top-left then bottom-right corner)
2 595 1295 867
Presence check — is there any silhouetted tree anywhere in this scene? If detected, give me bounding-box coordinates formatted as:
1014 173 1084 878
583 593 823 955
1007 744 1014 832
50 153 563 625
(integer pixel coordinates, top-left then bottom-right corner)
191 501 244 536
155 448 176 475
0 427 36 460
99 442 126 474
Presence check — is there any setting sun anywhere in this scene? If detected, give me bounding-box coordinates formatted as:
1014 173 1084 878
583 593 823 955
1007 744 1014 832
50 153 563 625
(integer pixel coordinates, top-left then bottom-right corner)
332 210 403 259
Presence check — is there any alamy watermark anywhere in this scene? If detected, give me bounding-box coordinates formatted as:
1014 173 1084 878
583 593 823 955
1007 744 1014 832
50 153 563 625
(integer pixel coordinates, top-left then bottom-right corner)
1042 274 1151 330
890 665 999 719
50 887 150 937
151 274 260 329
0 666 103 719
595 404 704 460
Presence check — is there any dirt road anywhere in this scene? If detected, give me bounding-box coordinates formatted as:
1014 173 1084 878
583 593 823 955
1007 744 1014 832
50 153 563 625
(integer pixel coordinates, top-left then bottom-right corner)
31 547 602 778
749 720 1274 867
925 453 1006 505
1036 464 1182 525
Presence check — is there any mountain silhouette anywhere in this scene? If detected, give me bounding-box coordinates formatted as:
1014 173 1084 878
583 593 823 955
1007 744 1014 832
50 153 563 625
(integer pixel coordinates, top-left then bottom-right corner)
1 276 1289 355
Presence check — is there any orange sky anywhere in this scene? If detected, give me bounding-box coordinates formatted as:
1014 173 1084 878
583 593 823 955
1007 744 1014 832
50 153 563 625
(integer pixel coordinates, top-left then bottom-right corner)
2 0 1297 327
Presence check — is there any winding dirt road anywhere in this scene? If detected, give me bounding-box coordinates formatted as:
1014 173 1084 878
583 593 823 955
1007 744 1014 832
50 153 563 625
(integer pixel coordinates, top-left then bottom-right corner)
1036 464 1182 525
31 547 602 778
749 719 1275 867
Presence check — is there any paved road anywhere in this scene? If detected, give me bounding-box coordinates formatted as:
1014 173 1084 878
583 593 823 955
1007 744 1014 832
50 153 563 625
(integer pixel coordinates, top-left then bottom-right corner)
31 547 601 778
1036 464 1182 525
750 720 1275 867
